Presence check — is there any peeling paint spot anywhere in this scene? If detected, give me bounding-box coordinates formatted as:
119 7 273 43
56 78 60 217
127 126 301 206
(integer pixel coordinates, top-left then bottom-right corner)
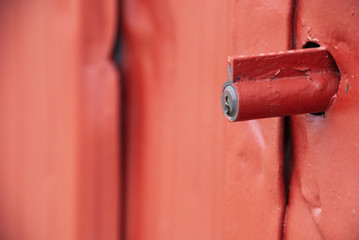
313 207 322 218
271 68 309 80
346 83 349 94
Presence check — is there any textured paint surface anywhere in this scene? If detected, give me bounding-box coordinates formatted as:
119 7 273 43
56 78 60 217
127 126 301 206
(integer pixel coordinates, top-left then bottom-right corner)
284 0 359 239
226 48 340 121
0 1 119 239
123 0 292 239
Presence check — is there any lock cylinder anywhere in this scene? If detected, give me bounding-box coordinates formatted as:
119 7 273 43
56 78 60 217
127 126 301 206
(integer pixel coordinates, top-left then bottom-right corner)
222 47 341 121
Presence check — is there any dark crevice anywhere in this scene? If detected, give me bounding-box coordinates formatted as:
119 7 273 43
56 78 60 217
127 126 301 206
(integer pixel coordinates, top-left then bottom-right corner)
283 0 297 207
290 0 298 49
283 116 293 205
112 0 126 239
302 41 320 49
310 112 325 116
282 116 293 240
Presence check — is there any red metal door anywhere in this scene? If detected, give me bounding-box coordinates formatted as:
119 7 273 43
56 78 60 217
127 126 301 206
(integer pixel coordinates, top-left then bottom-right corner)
285 1 359 239
0 1 120 239
123 0 359 239
123 0 292 239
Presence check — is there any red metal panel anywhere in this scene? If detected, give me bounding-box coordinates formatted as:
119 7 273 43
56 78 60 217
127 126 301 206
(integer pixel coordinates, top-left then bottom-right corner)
123 0 292 239
0 1 119 239
77 1 120 239
285 0 359 239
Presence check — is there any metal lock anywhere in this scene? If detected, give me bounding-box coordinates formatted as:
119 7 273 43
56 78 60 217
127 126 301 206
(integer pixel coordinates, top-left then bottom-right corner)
221 47 340 121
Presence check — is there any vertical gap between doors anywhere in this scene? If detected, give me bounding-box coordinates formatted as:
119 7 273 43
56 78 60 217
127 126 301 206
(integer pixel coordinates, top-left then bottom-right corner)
112 0 126 238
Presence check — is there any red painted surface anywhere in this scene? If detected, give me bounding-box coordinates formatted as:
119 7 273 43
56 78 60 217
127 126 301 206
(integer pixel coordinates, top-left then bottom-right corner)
0 1 120 239
2 0 358 239
123 0 293 239
284 0 359 239
123 0 359 239
225 47 340 121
